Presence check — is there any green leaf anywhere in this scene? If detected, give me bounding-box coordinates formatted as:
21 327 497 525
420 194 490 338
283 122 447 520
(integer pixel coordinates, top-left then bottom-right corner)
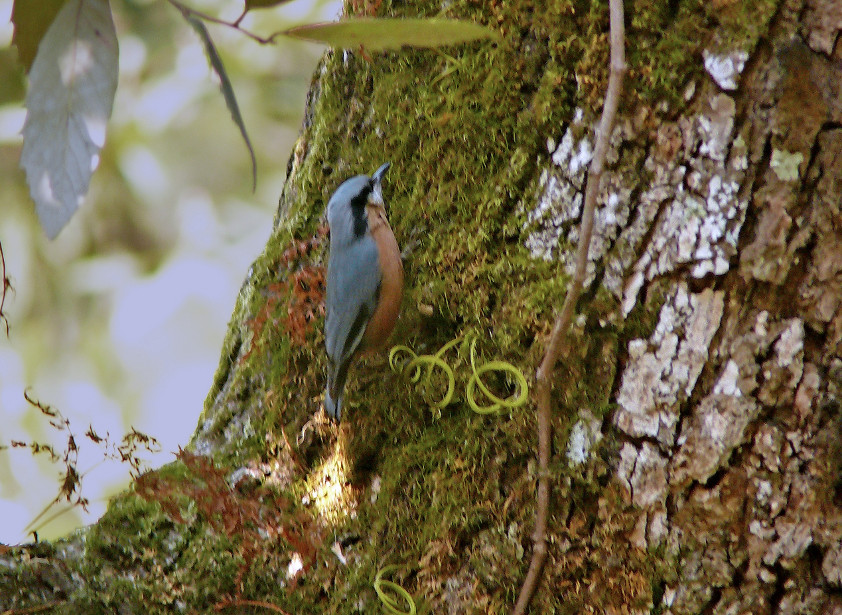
282 17 501 50
185 15 257 191
244 0 295 11
20 0 119 239
11 0 68 72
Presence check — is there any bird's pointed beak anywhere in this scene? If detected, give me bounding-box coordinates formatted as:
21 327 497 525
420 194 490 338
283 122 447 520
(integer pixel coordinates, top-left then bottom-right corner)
370 162 391 206
372 162 391 184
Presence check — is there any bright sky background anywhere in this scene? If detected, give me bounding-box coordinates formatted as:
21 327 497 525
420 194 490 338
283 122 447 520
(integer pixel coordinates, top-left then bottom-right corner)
0 0 341 545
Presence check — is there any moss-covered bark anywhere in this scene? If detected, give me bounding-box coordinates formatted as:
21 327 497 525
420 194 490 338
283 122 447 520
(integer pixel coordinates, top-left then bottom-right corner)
4 0 842 613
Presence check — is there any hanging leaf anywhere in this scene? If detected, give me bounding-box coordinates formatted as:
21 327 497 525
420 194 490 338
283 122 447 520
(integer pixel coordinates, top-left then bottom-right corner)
19 0 119 239
244 0 295 11
185 15 258 192
282 17 501 50
11 0 68 72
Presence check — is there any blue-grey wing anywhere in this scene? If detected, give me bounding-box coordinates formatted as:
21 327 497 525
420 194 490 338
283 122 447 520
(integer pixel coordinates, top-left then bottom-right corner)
325 236 381 364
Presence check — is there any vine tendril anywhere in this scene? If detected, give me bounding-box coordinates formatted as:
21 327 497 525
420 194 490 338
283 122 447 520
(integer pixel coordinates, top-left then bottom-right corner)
374 566 416 615
389 334 528 415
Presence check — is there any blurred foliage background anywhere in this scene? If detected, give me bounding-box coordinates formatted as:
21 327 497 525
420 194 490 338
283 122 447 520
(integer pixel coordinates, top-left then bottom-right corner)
0 0 339 543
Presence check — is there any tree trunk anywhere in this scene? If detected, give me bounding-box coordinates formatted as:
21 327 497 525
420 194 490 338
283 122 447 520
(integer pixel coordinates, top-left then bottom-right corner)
3 0 842 613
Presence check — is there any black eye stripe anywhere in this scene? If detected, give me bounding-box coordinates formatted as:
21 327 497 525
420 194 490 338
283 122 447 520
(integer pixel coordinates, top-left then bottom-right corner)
350 184 373 238
349 184 373 209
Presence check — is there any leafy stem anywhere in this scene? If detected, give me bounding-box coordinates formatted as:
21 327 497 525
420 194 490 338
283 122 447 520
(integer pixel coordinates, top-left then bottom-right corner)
166 0 285 45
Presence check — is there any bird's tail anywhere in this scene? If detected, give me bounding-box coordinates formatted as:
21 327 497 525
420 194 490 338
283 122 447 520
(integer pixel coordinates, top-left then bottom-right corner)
324 360 349 422
324 386 342 423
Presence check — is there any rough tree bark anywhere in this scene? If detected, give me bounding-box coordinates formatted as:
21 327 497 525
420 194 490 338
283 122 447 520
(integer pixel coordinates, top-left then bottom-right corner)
2 0 842 613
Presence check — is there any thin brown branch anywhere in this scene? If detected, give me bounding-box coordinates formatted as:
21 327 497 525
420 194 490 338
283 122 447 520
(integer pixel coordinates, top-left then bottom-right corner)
166 0 284 45
1 601 64 615
214 598 293 614
0 238 11 337
512 0 626 612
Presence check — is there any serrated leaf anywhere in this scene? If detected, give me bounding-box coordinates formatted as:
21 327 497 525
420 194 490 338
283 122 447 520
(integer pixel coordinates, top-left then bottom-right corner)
20 0 119 239
244 0 295 11
185 15 257 191
11 0 68 73
282 17 501 50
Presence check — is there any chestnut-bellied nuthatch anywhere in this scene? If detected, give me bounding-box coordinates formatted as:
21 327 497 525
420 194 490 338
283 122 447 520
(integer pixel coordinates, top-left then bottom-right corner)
324 163 403 422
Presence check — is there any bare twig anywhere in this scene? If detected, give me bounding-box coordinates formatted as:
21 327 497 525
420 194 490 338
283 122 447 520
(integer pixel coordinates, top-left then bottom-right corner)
214 597 293 614
512 0 626 612
0 238 11 337
1 600 65 615
166 0 285 45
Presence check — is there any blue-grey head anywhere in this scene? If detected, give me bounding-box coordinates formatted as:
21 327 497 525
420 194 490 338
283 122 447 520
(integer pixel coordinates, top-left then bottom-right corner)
326 163 390 247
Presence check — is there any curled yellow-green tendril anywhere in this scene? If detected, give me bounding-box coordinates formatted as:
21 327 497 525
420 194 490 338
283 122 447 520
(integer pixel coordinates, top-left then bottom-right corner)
389 335 528 415
374 566 416 615
388 342 456 409
466 338 529 414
